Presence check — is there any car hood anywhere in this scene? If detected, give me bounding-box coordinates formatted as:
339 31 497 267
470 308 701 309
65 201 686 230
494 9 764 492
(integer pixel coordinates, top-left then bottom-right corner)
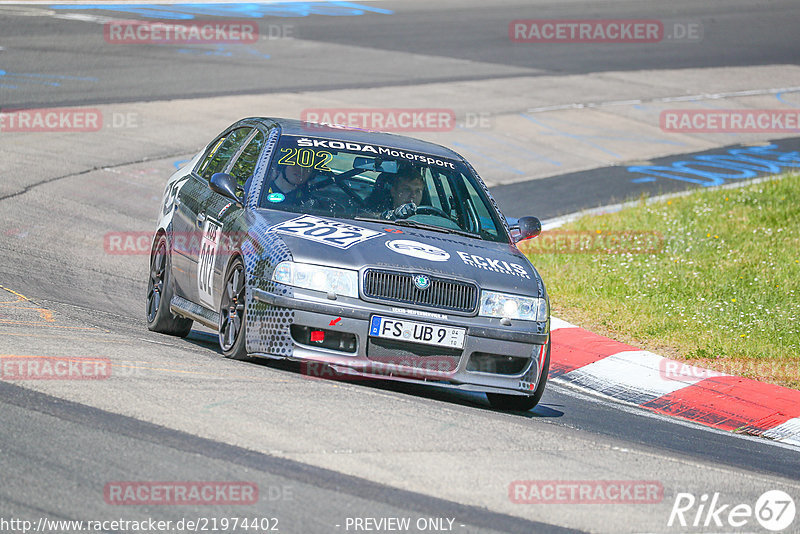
251 209 544 297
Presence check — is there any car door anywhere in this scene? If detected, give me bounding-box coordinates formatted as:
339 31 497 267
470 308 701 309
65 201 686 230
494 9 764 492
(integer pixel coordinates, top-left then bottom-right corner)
199 127 268 312
171 126 255 305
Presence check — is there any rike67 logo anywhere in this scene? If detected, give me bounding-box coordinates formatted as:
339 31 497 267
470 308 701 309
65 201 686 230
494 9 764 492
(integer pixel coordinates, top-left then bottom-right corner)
668 490 795 531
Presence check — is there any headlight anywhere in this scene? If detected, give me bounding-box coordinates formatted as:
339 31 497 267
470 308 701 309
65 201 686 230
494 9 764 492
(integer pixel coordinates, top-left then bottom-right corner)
479 290 548 321
272 261 358 298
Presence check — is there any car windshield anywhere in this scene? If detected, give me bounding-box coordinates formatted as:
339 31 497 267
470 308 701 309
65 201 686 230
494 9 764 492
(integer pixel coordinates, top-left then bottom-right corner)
258 134 509 243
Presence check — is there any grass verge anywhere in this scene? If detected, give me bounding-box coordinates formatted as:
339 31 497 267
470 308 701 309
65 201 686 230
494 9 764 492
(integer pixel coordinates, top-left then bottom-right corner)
520 173 800 389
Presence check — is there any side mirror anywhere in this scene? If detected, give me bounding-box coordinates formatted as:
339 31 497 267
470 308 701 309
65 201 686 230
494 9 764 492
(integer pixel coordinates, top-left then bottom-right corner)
209 173 243 207
510 216 541 243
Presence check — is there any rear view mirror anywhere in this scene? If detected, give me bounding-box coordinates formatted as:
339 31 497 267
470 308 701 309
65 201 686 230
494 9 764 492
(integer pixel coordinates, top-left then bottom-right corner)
353 157 398 173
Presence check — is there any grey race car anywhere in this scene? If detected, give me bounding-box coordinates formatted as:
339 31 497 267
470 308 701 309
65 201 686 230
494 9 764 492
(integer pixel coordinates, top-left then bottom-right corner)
147 118 550 410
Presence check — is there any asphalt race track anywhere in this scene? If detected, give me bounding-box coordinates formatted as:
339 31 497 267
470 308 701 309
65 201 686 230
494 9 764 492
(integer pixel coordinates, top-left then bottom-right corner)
1 1 799 533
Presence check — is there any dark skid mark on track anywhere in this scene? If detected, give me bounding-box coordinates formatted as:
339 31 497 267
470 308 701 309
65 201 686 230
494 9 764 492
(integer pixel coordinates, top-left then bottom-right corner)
0 381 586 534
0 151 197 202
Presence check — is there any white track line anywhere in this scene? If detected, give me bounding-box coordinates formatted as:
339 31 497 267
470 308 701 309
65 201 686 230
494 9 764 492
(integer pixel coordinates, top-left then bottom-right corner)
527 86 800 113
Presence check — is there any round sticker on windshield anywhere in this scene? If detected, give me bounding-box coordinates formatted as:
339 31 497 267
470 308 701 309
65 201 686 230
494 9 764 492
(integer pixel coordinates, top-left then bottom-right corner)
267 192 285 203
385 239 450 262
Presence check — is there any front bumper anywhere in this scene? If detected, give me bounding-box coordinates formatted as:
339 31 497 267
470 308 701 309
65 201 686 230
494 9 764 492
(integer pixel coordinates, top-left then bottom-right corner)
251 287 549 396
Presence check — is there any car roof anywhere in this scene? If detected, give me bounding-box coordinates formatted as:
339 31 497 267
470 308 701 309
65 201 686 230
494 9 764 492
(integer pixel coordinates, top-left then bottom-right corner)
245 117 463 160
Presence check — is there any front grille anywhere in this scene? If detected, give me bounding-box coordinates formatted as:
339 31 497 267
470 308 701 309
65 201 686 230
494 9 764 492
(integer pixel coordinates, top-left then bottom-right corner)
367 338 461 373
362 269 478 313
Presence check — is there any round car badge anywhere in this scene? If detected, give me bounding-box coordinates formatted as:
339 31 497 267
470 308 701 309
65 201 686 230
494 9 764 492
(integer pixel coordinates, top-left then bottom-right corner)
385 239 450 262
413 274 431 290
267 192 285 203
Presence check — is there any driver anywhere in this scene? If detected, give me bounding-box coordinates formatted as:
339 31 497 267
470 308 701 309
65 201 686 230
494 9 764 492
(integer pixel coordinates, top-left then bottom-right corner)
266 164 315 206
381 169 424 220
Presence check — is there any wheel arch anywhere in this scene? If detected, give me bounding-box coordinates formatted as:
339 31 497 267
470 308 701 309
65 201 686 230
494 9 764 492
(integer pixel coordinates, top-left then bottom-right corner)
150 228 180 303
151 228 168 255
216 249 246 311
221 250 245 280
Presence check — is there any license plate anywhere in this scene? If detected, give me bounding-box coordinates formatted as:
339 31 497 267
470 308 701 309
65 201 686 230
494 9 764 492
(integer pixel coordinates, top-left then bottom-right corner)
369 316 465 349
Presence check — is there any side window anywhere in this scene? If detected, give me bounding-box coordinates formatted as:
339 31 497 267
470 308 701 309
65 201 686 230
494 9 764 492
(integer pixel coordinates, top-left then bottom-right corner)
462 179 499 239
196 128 253 181
226 130 266 189
424 170 454 214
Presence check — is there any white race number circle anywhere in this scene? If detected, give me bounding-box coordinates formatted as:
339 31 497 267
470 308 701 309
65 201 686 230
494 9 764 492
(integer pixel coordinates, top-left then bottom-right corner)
756 490 796 532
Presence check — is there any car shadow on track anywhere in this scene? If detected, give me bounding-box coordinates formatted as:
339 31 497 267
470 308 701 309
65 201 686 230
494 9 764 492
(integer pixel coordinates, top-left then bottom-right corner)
180 329 563 418
182 328 223 353
339 377 565 419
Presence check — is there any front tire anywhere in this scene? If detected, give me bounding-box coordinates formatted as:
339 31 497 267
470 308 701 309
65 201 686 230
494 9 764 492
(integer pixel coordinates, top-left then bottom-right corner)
486 340 550 411
219 257 249 360
146 235 193 337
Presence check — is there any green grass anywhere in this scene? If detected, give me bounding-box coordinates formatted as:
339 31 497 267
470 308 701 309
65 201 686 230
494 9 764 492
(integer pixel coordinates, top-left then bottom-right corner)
520 173 800 389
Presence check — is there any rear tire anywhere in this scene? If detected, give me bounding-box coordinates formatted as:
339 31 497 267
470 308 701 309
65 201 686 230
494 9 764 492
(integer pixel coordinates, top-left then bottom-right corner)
219 257 249 360
146 235 193 337
486 340 550 411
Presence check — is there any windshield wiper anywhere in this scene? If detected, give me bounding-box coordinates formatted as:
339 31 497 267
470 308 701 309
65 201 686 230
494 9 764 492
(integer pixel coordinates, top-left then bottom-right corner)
397 220 481 239
354 217 482 240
